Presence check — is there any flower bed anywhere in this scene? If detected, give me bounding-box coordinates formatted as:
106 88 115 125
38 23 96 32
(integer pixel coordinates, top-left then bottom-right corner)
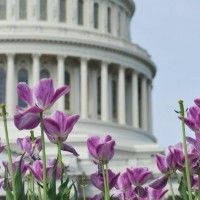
0 78 199 200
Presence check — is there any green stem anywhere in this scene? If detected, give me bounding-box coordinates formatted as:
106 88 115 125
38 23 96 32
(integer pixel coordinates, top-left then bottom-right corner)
105 163 110 200
1 105 17 200
82 185 86 200
37 184 42 200
30 173 35 200
40 112 47 200
198 171 200 200
179 100 193 200
102 164 108 200
57 141 63 184
169 176 176 200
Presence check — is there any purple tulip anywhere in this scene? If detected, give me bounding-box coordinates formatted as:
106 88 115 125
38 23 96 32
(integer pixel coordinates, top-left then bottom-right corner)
0 138 5 153
87 135 115 163
183 106 200 134
17 136 42 156
126 167 152 186
90 193 103 200
29 159 61 182
14 78 70 130
114 172 136 200
2 158 28 177
43 111 79 156
148 188 168 200
91 169 119 191
43 111 79 143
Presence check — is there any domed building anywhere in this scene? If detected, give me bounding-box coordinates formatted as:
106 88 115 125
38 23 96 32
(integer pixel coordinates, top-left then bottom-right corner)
0 0 161 179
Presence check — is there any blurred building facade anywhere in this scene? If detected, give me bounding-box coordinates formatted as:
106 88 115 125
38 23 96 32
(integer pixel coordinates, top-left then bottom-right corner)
0 0 161 179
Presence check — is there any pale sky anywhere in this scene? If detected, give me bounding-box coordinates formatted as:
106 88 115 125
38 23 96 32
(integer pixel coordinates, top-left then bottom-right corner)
131 0 200 149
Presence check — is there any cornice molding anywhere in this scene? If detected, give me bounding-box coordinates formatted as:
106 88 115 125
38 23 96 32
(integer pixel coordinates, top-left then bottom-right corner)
0 38 156 77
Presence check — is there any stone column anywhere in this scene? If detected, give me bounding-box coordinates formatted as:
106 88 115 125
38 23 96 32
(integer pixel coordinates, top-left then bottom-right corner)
32 54 40 85
47 0 54 22
80 58 88 119
67 0 78 25
84 0 90 28
57 55 65 111
141 76 148 131
27 0 34 20
6 0 14 20
148 81 153 133
111 4 118 37
132 70 139 128
118 66 126 124
101 61 109 121
100 1 107 33
6 54 15 117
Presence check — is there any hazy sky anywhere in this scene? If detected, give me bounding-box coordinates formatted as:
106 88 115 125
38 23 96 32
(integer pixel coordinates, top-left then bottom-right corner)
131 1 200 149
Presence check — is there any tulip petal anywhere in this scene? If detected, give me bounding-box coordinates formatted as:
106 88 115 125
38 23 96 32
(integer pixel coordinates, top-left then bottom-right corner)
50 85 70 106
64 114 80 133
17 82 33 106
149 176 168 190
156 154 168 173
61 143 79 156
43 118 60 143
14 106 41 130
96 140 115 162
87 136 100 160
33 79 54 109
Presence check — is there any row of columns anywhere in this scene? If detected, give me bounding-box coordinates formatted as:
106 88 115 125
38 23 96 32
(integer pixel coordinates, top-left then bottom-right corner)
4 0 130 40
5 53 152 132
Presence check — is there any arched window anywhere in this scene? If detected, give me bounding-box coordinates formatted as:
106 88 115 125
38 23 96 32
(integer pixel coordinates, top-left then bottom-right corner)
40 0 47 20
112 78 117 120
59 0 66 22
18 68 28 107
107 7 111 33
94 3 99 29
19 0 27 20
0 0 6 20
0 68 6 104
78 0 83 25
64 70 70 110
40 69 50 79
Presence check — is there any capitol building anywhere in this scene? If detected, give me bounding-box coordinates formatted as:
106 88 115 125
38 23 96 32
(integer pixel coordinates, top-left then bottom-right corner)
0 0 162 177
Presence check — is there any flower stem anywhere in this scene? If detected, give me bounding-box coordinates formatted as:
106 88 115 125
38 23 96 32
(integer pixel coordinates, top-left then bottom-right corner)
57 141 63 184
37 184 42 200
169 176 176 200
40 112 47 200
105 163 110 200
179 100 193 200
102 164 108 200
30 173 35 200
1 104 17 200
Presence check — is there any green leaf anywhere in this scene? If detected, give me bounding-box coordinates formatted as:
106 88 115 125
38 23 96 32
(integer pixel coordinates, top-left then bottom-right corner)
178 177 189 200
4 168 14 200
47 161 57 200
13 155 26 200
70 182 78 200
57 178 70 200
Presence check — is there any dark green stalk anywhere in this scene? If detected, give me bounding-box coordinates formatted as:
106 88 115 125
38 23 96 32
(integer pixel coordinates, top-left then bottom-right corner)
40 112 47 200
37 184 42 200
105 163 110 200
169 176 176 200
102 164 108 200
1 105 17 200
57 141 63 184
179 100 193 200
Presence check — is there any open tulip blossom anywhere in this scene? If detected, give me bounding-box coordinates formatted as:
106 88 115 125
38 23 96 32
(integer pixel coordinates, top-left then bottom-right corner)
2 78 200 199
14 78 70 130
